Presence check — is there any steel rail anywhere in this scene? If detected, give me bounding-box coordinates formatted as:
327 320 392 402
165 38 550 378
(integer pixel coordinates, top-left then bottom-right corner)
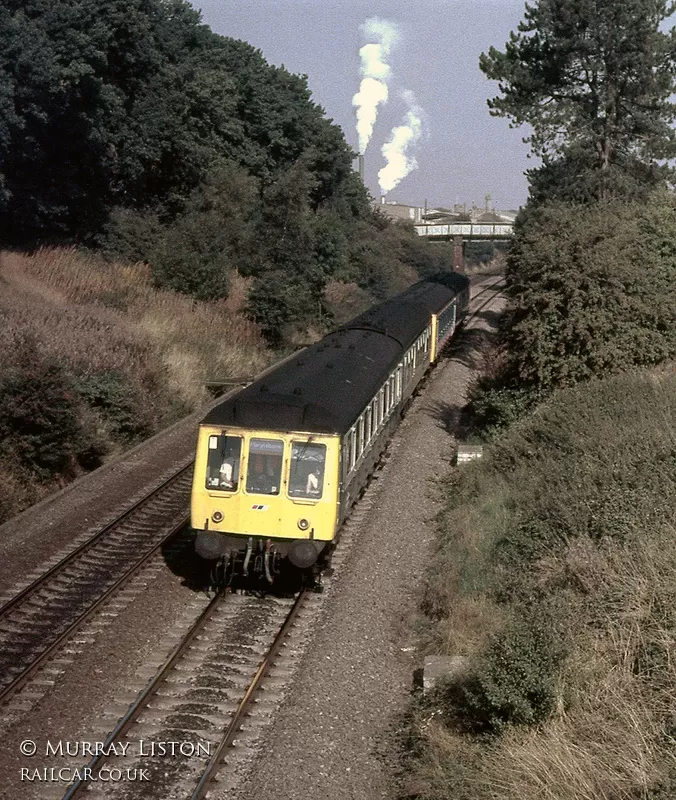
469 275 504 304
0 511 191 706
60 589 307 800
466 280 505 324
60 588 228 800
190 589 308 799
0 458 194 619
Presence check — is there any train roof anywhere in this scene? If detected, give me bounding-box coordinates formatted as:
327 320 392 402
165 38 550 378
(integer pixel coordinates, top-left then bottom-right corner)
201 273 470 436
341 273 469 348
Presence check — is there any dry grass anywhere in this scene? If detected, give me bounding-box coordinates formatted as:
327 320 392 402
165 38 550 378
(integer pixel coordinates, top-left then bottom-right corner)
0 247 269 411
411 368 676 800
415 535 676 800
475 532 676 799
0 247 271 521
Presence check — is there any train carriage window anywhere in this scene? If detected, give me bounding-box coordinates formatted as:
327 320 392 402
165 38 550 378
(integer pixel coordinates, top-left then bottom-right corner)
289 442 326 499
357 418 365 455
365 406 372 442
350 429 357 468
205 435 242 492
246 438 284 495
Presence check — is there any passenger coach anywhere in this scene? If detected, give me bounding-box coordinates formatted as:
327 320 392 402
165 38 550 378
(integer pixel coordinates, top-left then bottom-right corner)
191 272 470 585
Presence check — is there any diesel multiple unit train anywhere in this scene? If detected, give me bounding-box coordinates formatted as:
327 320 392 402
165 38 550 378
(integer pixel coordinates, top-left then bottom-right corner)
191 272 470 585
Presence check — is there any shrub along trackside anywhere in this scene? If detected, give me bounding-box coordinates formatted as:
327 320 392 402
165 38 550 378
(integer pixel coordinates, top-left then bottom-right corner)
466 191 676 438
411 368 676 799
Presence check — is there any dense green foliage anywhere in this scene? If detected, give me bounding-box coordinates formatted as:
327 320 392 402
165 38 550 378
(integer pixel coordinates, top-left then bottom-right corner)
466 191 676 435
415 368 676 798
504 194 676 390
0 0 449 342
460 610 566 731
0 0 354 238
0 338 90 479
480 0 676 202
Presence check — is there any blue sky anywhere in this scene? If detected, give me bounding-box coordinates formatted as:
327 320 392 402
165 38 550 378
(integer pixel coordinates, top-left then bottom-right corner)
190 0 532 210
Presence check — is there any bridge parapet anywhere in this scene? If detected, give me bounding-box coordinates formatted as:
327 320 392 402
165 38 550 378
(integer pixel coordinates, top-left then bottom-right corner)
415 222 514 240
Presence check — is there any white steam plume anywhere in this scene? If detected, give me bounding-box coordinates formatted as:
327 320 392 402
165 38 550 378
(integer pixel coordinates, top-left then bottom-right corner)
378 91 424 194
352 18 399 154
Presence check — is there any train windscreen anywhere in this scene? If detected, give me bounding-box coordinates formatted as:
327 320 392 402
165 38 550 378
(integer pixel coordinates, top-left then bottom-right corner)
289 442 326 499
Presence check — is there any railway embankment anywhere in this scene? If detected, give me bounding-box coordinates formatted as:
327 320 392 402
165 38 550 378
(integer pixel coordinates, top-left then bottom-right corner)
0 394 205 600
0 247 270 527
408 365 676 799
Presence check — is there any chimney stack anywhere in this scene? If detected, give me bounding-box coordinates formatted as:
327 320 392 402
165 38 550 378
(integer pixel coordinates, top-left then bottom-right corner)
380 195 386 204
358 153 365 182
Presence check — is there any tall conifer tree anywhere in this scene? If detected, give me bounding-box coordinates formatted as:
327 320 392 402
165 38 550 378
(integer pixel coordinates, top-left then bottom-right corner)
480 0 676 201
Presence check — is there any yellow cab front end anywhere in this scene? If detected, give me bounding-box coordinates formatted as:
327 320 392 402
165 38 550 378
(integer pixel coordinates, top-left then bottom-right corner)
191 425 340 580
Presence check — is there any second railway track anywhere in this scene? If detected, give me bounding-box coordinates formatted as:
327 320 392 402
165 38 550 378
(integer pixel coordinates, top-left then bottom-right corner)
0 461 195 708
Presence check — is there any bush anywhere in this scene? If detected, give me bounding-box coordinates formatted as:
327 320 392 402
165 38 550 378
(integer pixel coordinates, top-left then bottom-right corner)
75 370 153 445
458 611 567 731
0 340 84 478
465 378 542 436
504 193 676 391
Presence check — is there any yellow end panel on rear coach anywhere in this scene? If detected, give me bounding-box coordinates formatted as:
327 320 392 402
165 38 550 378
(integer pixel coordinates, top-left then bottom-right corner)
191 427 340 543
430 314 439 362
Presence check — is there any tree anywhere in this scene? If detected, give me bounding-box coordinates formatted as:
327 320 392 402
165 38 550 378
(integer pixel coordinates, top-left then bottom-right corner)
502 193 676 390
480 0 676 201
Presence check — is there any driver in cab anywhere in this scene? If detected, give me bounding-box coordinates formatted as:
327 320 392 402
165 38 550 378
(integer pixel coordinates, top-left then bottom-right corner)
248 454 278 495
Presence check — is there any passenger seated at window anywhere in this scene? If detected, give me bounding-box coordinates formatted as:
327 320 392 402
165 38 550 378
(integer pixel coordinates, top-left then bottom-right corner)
306 468 321 496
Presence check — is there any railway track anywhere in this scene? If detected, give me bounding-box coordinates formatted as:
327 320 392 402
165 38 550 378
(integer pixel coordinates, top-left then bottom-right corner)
59 590 311 799
0 461 195 709
2 274 506 797
469 273 504 304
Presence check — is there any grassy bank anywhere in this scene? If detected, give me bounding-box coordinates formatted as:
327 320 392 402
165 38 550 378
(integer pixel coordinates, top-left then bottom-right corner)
410 366 676 799
0 247 271 522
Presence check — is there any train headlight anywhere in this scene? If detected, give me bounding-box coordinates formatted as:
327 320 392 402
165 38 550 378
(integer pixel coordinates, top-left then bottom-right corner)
297 518 310 531
212 510 224 523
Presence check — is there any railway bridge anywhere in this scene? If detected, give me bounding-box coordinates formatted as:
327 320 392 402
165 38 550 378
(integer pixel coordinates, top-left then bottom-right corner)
414 221 514 271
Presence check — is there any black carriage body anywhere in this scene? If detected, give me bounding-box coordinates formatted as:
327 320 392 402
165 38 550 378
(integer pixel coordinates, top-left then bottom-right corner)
202 274 470 437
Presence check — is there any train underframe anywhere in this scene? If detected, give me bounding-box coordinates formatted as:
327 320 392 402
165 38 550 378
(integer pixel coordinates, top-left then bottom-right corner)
195 529 333 590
